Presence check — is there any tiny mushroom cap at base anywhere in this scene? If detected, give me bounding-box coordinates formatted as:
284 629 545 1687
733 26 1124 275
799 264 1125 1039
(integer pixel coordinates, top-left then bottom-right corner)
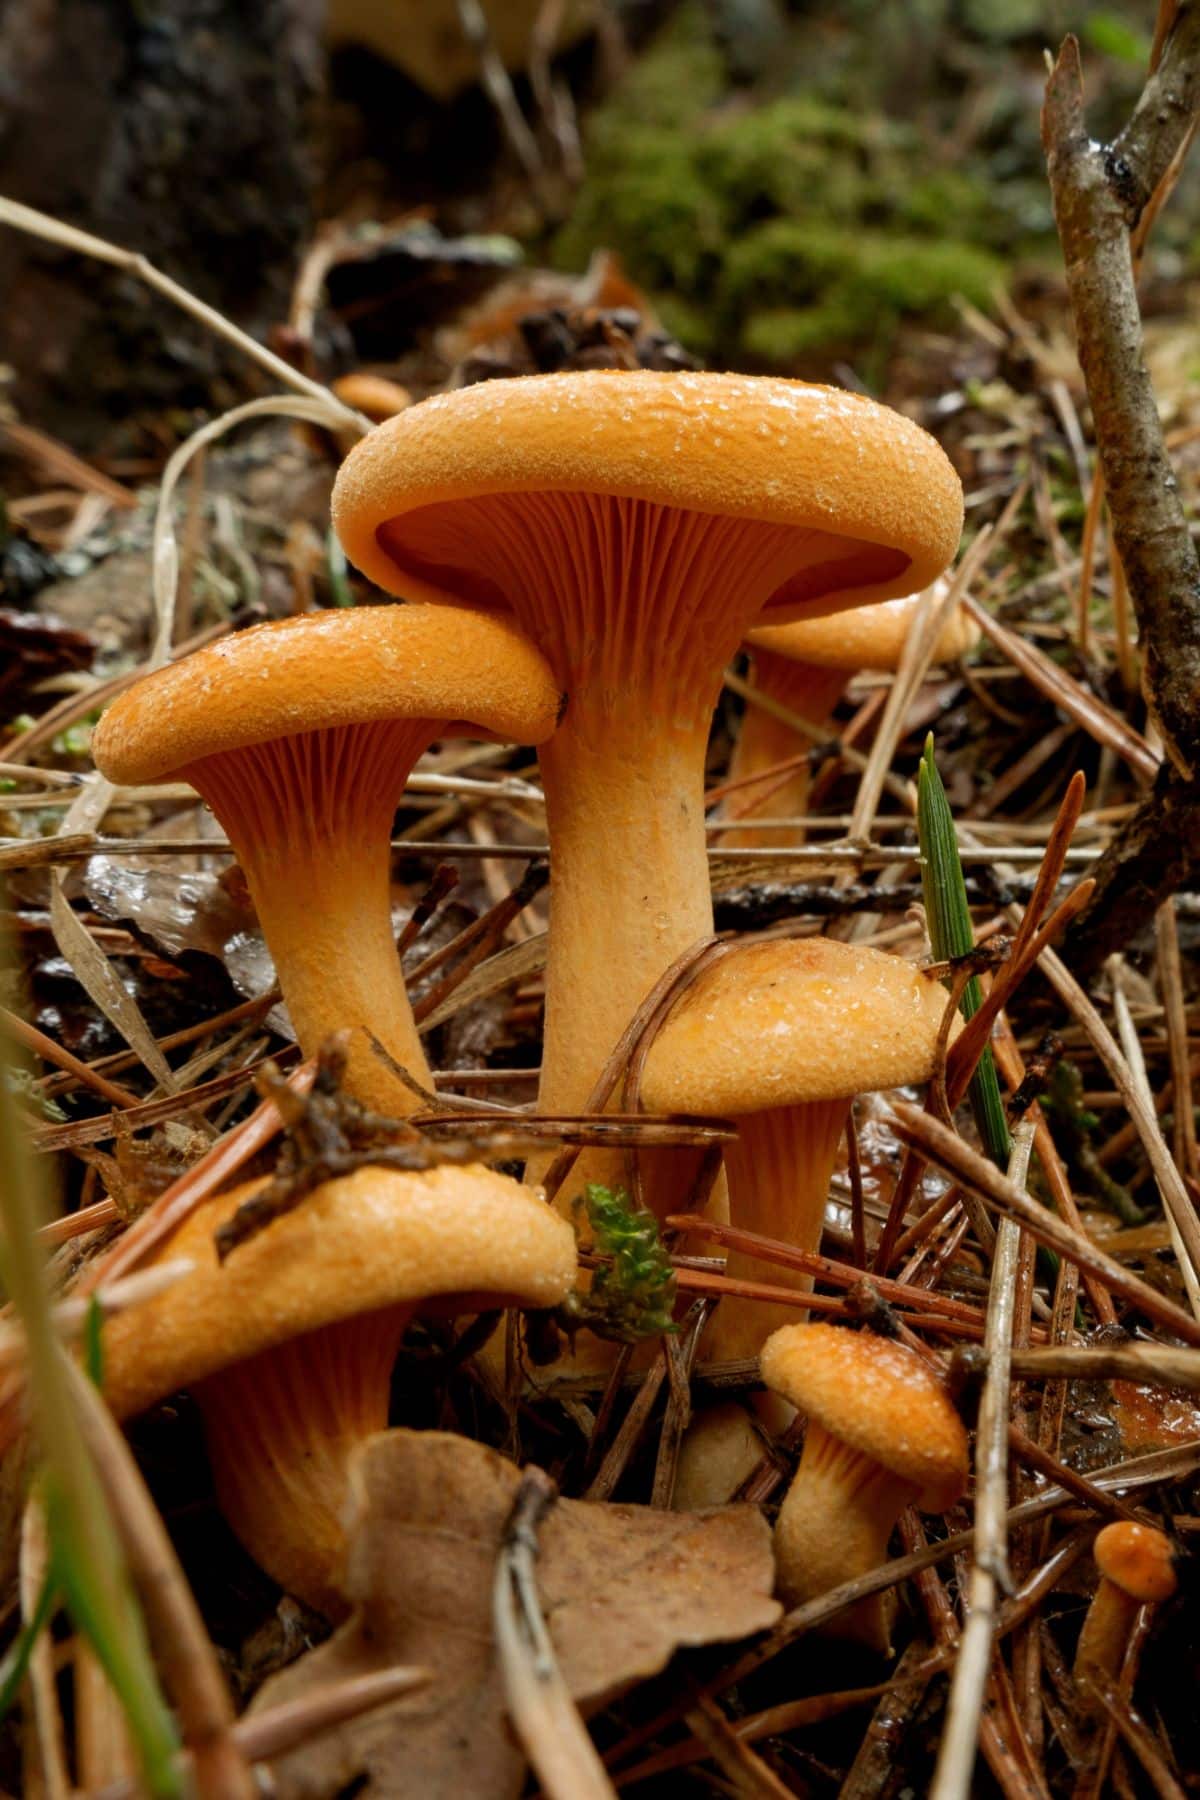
760 1322 969 1653
91 605 562 1117
100 1164 577 1615
331 371 963 1218
639 937 959 1363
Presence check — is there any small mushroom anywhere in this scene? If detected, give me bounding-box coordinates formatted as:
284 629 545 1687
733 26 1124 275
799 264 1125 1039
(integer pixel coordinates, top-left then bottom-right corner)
639 937 957 1363
1074 1521 1177 1704
333 371 963 1203
759 1322 968 1652
92 606 561 1115
101 1164 577 1617
725 591 978 848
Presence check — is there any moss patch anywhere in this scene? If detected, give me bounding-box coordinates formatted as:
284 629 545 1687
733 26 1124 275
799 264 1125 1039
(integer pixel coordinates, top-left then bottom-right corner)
553 2 1059 368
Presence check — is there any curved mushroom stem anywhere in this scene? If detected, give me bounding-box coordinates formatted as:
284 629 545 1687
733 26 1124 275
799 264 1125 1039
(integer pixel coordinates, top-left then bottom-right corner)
774 1419 919 1654
705 1099 849 1362
197 1308 410 1619
189 720 439 1116
1074 1578 1141 1691
722 652 848 849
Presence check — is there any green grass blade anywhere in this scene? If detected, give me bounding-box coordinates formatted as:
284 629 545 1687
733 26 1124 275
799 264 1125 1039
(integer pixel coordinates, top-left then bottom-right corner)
0 1571 56 1724
84 1294 105 1389
0 953 181 1796
918 736 1011 1168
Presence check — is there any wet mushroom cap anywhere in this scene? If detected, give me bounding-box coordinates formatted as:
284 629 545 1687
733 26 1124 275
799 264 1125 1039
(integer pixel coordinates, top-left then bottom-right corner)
333 370 964 620
1093 1522 1177 1602
638 937 957 1117
747 589 979 673
91 604 563 786
760 1322 968 1511
101 1165 578 1421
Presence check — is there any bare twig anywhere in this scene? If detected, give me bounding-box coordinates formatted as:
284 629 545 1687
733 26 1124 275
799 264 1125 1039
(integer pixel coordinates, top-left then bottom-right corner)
1042 19 1200 956
493 1467 616 1800
0 196 363 422
931 1120 1034 1800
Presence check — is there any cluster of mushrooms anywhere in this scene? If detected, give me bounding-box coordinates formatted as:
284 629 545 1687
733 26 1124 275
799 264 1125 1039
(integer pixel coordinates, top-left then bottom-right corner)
87 367 1164 1682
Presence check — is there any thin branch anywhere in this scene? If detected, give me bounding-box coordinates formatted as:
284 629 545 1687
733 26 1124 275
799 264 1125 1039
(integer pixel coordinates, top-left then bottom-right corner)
0 196 364 422
931 1119 1035 1800
493 1468 617 1800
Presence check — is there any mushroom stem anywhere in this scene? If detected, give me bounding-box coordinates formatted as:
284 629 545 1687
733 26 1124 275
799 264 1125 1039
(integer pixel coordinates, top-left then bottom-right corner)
723 653 848 848
1074 1579 1140 1686
190 721 438 1115
535 710 713 1202
197 1308 411 1620
774 1418 919 1653
709 1099 849 1362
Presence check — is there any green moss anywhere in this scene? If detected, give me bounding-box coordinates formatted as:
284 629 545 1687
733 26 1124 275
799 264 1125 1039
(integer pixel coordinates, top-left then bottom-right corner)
723 221 1004 367
695 97 883 222
554 128 727 294
551 0 1023 363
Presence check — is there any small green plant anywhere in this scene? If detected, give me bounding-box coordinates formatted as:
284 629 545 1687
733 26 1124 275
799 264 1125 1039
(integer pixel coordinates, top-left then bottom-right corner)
560 1184 677 1344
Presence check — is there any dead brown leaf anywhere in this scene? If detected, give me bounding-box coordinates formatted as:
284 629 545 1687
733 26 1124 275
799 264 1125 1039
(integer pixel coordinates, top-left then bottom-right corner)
254 1429 781 1800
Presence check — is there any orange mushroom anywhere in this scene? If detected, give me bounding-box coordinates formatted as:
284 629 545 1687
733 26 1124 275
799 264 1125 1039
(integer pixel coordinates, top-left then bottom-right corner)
724 590 978 848
760 1322 968 1652
640 937 956 1362
333 372 962 1201
101 1165 576 1615
92 606 561 1115
1074 1521 1176 1706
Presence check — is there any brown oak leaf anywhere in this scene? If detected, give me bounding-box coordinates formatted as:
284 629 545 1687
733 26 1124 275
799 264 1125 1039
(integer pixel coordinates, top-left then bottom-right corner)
254 1429 781 1799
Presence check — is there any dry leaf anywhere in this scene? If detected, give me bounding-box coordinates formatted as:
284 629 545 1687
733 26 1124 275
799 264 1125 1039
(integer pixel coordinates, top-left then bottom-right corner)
254 1430 781 1800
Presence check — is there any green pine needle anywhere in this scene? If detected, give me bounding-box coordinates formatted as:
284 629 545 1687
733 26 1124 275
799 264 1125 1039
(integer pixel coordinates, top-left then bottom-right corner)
918 735 1011 1169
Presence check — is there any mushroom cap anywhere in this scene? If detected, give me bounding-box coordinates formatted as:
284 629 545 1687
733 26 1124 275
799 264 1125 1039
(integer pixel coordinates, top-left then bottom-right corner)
333 371 964 619
760 1323 968 1510
101 1164 577 1421
1093 1522 1177 1602
747 588 978 674
91 604 562 786
331 373 413 422
638 937 956 1118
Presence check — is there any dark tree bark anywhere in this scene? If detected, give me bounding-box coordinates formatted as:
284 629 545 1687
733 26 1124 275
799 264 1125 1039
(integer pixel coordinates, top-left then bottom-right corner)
1041 13 1200 974
0 0 325 438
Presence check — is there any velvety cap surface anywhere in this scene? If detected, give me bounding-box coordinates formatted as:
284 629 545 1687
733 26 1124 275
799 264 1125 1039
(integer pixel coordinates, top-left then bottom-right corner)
747 589 978 673
639 937 955 1116
92 604 562 785
333 371 964 616
760 1322 968 1508
102 1164 577 1420
1093 1522 1177 1601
